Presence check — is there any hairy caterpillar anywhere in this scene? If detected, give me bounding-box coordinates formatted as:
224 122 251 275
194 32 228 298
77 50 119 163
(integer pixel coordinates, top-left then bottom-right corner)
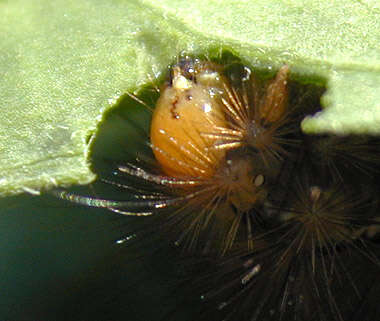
53 52 380 321
56 55 300 255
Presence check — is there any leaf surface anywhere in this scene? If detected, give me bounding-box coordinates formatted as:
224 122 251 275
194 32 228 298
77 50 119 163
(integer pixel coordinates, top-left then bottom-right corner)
1 0 380 196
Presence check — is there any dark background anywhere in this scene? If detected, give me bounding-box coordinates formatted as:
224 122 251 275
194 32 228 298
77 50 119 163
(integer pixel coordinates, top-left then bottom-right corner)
0 191 199 321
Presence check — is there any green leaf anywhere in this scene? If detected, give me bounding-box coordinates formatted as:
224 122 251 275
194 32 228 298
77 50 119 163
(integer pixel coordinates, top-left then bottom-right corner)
1 0 380 196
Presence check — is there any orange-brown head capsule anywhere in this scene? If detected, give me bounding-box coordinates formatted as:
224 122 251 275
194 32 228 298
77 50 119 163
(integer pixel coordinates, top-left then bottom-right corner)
150 59 228 178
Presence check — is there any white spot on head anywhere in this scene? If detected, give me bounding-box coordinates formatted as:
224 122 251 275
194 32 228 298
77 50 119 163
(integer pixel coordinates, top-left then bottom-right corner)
173 75 192 90
203 103 212 113
254 174 265 187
